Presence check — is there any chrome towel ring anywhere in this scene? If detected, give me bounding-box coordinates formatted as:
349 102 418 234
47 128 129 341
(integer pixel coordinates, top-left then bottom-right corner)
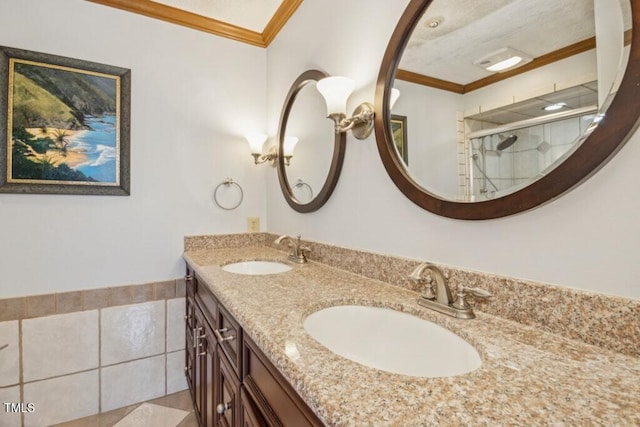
213 178 243 210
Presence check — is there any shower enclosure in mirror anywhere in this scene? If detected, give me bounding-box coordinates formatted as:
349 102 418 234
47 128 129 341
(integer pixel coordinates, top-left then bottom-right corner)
375 0 640 219
277 70 346 213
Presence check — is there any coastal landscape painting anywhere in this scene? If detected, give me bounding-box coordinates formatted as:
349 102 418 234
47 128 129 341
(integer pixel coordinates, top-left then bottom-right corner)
0 46 130 195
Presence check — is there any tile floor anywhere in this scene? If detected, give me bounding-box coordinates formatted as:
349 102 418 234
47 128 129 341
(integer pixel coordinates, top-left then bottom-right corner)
51 390 197 427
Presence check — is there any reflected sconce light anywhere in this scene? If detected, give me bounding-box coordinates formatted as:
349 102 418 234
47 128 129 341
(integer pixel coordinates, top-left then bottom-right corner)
282 136 298 166
245 133 277 165
390 88 401 109
316 76 375 140
473 47 532 73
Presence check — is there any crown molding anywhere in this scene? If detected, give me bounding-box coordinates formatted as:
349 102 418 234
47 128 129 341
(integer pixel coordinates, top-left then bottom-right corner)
86 0 302 48
398 37 597 94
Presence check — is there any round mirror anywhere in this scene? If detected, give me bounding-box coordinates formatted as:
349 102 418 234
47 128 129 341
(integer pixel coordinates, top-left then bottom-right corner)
277 70 346 213
375 0 640 219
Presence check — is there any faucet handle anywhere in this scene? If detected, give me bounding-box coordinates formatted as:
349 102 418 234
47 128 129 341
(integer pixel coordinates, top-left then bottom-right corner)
463 286 491 299
452 285 491 310
422 282 436 300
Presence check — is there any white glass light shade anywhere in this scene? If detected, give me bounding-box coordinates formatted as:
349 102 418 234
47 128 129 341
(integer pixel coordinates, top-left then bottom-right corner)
283 136 299 157
316 76 355 116
245 133 267 154
390 88 401 109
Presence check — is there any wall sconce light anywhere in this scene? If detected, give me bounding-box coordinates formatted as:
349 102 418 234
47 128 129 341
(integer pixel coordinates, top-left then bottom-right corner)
245 133 299 166
282 136 298 166
316 76 375 140
245 133 277 165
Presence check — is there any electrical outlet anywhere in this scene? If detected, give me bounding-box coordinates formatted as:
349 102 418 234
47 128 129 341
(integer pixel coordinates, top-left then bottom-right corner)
247 217 260 233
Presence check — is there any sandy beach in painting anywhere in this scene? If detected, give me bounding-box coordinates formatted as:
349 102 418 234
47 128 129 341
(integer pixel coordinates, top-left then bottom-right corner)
24 127 88 168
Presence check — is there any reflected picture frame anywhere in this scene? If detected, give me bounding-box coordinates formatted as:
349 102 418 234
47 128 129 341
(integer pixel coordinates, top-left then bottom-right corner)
0 45 131 195
391 114 408 164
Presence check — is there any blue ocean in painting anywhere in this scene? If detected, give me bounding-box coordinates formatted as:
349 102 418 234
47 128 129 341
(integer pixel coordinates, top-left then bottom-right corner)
71 115 118 183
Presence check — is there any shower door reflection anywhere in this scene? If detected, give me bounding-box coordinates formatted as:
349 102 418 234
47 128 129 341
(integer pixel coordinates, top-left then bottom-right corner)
468 110 597 199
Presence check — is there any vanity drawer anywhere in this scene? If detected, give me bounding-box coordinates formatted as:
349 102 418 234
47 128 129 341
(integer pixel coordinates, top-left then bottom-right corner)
242 336 322 427
216 303 243 377
195 276 218 326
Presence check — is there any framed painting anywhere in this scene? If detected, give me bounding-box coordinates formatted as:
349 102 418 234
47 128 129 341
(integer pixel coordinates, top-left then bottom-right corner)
0 46 130 195
391 114 408 164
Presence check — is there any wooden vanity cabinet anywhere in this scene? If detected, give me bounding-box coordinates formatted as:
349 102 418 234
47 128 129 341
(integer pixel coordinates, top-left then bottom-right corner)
242 336 322 427
186 274 218 426
239 387 267 427
185 265 322 427
216 343 241 427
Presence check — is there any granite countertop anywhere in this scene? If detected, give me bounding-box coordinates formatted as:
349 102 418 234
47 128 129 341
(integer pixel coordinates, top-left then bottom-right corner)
184 246 640 426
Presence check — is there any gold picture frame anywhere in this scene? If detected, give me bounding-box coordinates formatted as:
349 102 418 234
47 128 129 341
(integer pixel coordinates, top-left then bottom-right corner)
391 114 408 164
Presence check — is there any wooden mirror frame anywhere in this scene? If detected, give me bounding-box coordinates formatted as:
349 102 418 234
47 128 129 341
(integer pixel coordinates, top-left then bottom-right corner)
374 0 640 220
277 69 346 213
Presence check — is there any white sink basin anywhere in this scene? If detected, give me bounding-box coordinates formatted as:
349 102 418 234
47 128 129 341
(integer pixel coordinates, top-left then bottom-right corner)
221 260 292 275
303 305 481 377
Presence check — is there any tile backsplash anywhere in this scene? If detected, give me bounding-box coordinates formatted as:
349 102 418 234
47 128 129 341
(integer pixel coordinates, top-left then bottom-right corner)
0 280 187 427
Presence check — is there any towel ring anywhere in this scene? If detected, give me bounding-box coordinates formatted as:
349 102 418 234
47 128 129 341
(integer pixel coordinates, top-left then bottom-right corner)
213 178 243 210
293 179 313 201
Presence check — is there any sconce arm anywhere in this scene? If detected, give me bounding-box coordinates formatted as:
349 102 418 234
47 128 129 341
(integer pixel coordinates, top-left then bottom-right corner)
327 102 375 140
251 146 278 166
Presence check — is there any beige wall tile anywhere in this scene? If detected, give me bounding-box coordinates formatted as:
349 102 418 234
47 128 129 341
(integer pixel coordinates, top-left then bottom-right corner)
109 285 133 307
175 278 186 298
83 288 110 310
23 370 99 427
0 297 25 322
166 298 185 353
167 350 188 395
154 280 176 300
55 291 83 314
0 385 22 426
27 294 56 318
101 355 165 412
101 301 165 365
0 320 20 387
22 311 99 382
132 283 154 303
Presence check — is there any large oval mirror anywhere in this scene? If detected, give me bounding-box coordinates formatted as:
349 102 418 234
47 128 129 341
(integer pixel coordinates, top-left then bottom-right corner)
277 70 346 213
375 0 640 219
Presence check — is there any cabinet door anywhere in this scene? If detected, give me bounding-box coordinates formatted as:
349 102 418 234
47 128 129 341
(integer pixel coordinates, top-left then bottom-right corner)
193 308 208 425
243 336 323 427
216 344 240 427
239 387 267 427
185 271 196 393
185 288 196 390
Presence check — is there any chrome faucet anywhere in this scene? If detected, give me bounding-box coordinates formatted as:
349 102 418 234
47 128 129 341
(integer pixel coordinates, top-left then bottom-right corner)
274 235 310 264
409 262 491 319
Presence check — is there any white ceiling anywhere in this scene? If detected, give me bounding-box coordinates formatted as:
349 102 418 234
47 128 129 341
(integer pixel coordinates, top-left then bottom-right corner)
151 0 284 32
400 0 597 85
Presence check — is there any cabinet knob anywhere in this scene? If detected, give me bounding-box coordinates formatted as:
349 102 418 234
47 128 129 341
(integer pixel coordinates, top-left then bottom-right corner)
216 402 232 415
184 274 193 281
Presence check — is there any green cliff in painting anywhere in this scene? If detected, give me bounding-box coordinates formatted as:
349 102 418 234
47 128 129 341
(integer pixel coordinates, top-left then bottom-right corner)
11 62 116 131
9 61 117 183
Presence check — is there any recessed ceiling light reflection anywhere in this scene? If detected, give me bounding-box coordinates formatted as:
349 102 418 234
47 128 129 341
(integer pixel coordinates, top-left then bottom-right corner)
543 102 567 111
